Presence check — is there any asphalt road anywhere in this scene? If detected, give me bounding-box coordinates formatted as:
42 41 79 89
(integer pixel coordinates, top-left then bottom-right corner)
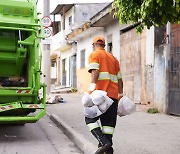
0 115 82 154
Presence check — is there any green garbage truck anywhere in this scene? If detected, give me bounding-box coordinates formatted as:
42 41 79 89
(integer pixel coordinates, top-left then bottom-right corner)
0 0 46 124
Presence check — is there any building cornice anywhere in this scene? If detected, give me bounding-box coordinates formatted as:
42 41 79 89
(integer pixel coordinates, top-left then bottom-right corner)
51 4 74 15
67 22 91 40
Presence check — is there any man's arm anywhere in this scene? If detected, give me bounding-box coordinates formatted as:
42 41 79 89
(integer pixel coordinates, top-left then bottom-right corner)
88 69 99 93
118 79 123 94
118 79 123 100
115 58 123 99
91 69 99 83
87 51 99 92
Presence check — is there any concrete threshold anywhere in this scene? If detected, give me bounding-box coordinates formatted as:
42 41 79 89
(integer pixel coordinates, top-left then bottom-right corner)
46 112 96 154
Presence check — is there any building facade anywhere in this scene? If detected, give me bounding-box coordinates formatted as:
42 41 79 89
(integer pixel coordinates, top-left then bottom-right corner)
50 3 109 89
49 2 180 114
67 4 180 114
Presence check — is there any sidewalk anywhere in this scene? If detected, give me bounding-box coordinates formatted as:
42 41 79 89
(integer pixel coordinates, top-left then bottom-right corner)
46 93 180 154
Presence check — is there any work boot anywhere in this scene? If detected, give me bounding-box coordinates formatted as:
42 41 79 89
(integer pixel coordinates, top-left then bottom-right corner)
98 142 113 154
95 141 111 154
104 147 114 154
91 128 111 154
97 143 114 154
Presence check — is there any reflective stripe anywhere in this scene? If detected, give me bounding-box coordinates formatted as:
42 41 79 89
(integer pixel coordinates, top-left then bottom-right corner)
117 71 122 79
98 72 118 83
88 63 100 70
102 126 115 135
110 74 118 83
87 121 100 131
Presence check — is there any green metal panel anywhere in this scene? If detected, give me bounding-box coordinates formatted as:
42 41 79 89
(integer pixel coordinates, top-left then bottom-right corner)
0 30 16 52
0 0 36 26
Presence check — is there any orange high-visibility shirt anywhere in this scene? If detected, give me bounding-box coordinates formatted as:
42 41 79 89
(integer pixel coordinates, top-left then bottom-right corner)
88 47 122 99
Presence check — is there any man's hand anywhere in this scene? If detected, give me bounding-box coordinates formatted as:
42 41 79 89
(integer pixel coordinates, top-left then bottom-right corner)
87 69 99 94
118 93 124 101
87 83 96 94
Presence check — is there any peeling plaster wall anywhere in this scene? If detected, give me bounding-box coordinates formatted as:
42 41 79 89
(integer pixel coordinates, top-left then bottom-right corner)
120 27 155 105
120 28 144 103
153 26 169 112
145 26 155 105
154 45 168 112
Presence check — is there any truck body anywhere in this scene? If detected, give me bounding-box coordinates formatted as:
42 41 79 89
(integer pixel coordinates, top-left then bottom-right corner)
0 0 46 124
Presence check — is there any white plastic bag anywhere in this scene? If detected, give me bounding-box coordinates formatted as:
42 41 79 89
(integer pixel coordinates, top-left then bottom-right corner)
46 95 63 104
82 90 113 118
98 96 113 113
91 90 107 105
81 93 94 107
117 96 136 116
84 106 102 118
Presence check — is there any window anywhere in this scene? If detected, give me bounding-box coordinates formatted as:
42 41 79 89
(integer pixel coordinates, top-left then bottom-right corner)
80 49 85 68
68 16 72 29
51 60 57 79
107 34 112 53
107 42 113 53
53 21 61 35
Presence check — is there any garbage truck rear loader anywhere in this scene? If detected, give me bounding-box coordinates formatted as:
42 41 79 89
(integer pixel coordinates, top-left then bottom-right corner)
0 0 46 124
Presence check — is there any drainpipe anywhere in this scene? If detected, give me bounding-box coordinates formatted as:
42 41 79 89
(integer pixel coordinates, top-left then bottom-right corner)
166 22 171 114
63 6 65 30
53 14 55 35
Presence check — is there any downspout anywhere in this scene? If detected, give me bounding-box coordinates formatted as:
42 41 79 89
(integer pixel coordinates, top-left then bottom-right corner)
53 14 55 35
166 22 171 114
63 6 65 30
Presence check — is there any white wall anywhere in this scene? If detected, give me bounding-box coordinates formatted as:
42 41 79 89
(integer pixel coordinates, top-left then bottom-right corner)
50 7 75 87
76 22 121 68
51 62 57 79
65 7 74 35
76 29 105 69
105 21 121 61
51 7 74 52
60 50 71 86
51 31 66 51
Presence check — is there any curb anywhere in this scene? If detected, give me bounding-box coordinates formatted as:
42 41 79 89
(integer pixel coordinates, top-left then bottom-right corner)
46 112 96 154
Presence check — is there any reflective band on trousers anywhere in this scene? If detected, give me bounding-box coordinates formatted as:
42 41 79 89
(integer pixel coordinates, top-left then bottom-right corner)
88 63 100 70
98 72 118 83
117 71 122 79
87 121 100 131
102 126 115 135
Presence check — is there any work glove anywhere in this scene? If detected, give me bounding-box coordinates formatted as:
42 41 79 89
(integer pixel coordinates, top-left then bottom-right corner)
87 83 96 94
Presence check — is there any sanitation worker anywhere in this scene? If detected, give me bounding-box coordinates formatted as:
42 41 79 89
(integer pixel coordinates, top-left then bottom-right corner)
85 36 123 154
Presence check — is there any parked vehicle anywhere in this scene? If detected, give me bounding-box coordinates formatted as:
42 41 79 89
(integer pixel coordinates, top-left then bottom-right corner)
0 0 46 124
